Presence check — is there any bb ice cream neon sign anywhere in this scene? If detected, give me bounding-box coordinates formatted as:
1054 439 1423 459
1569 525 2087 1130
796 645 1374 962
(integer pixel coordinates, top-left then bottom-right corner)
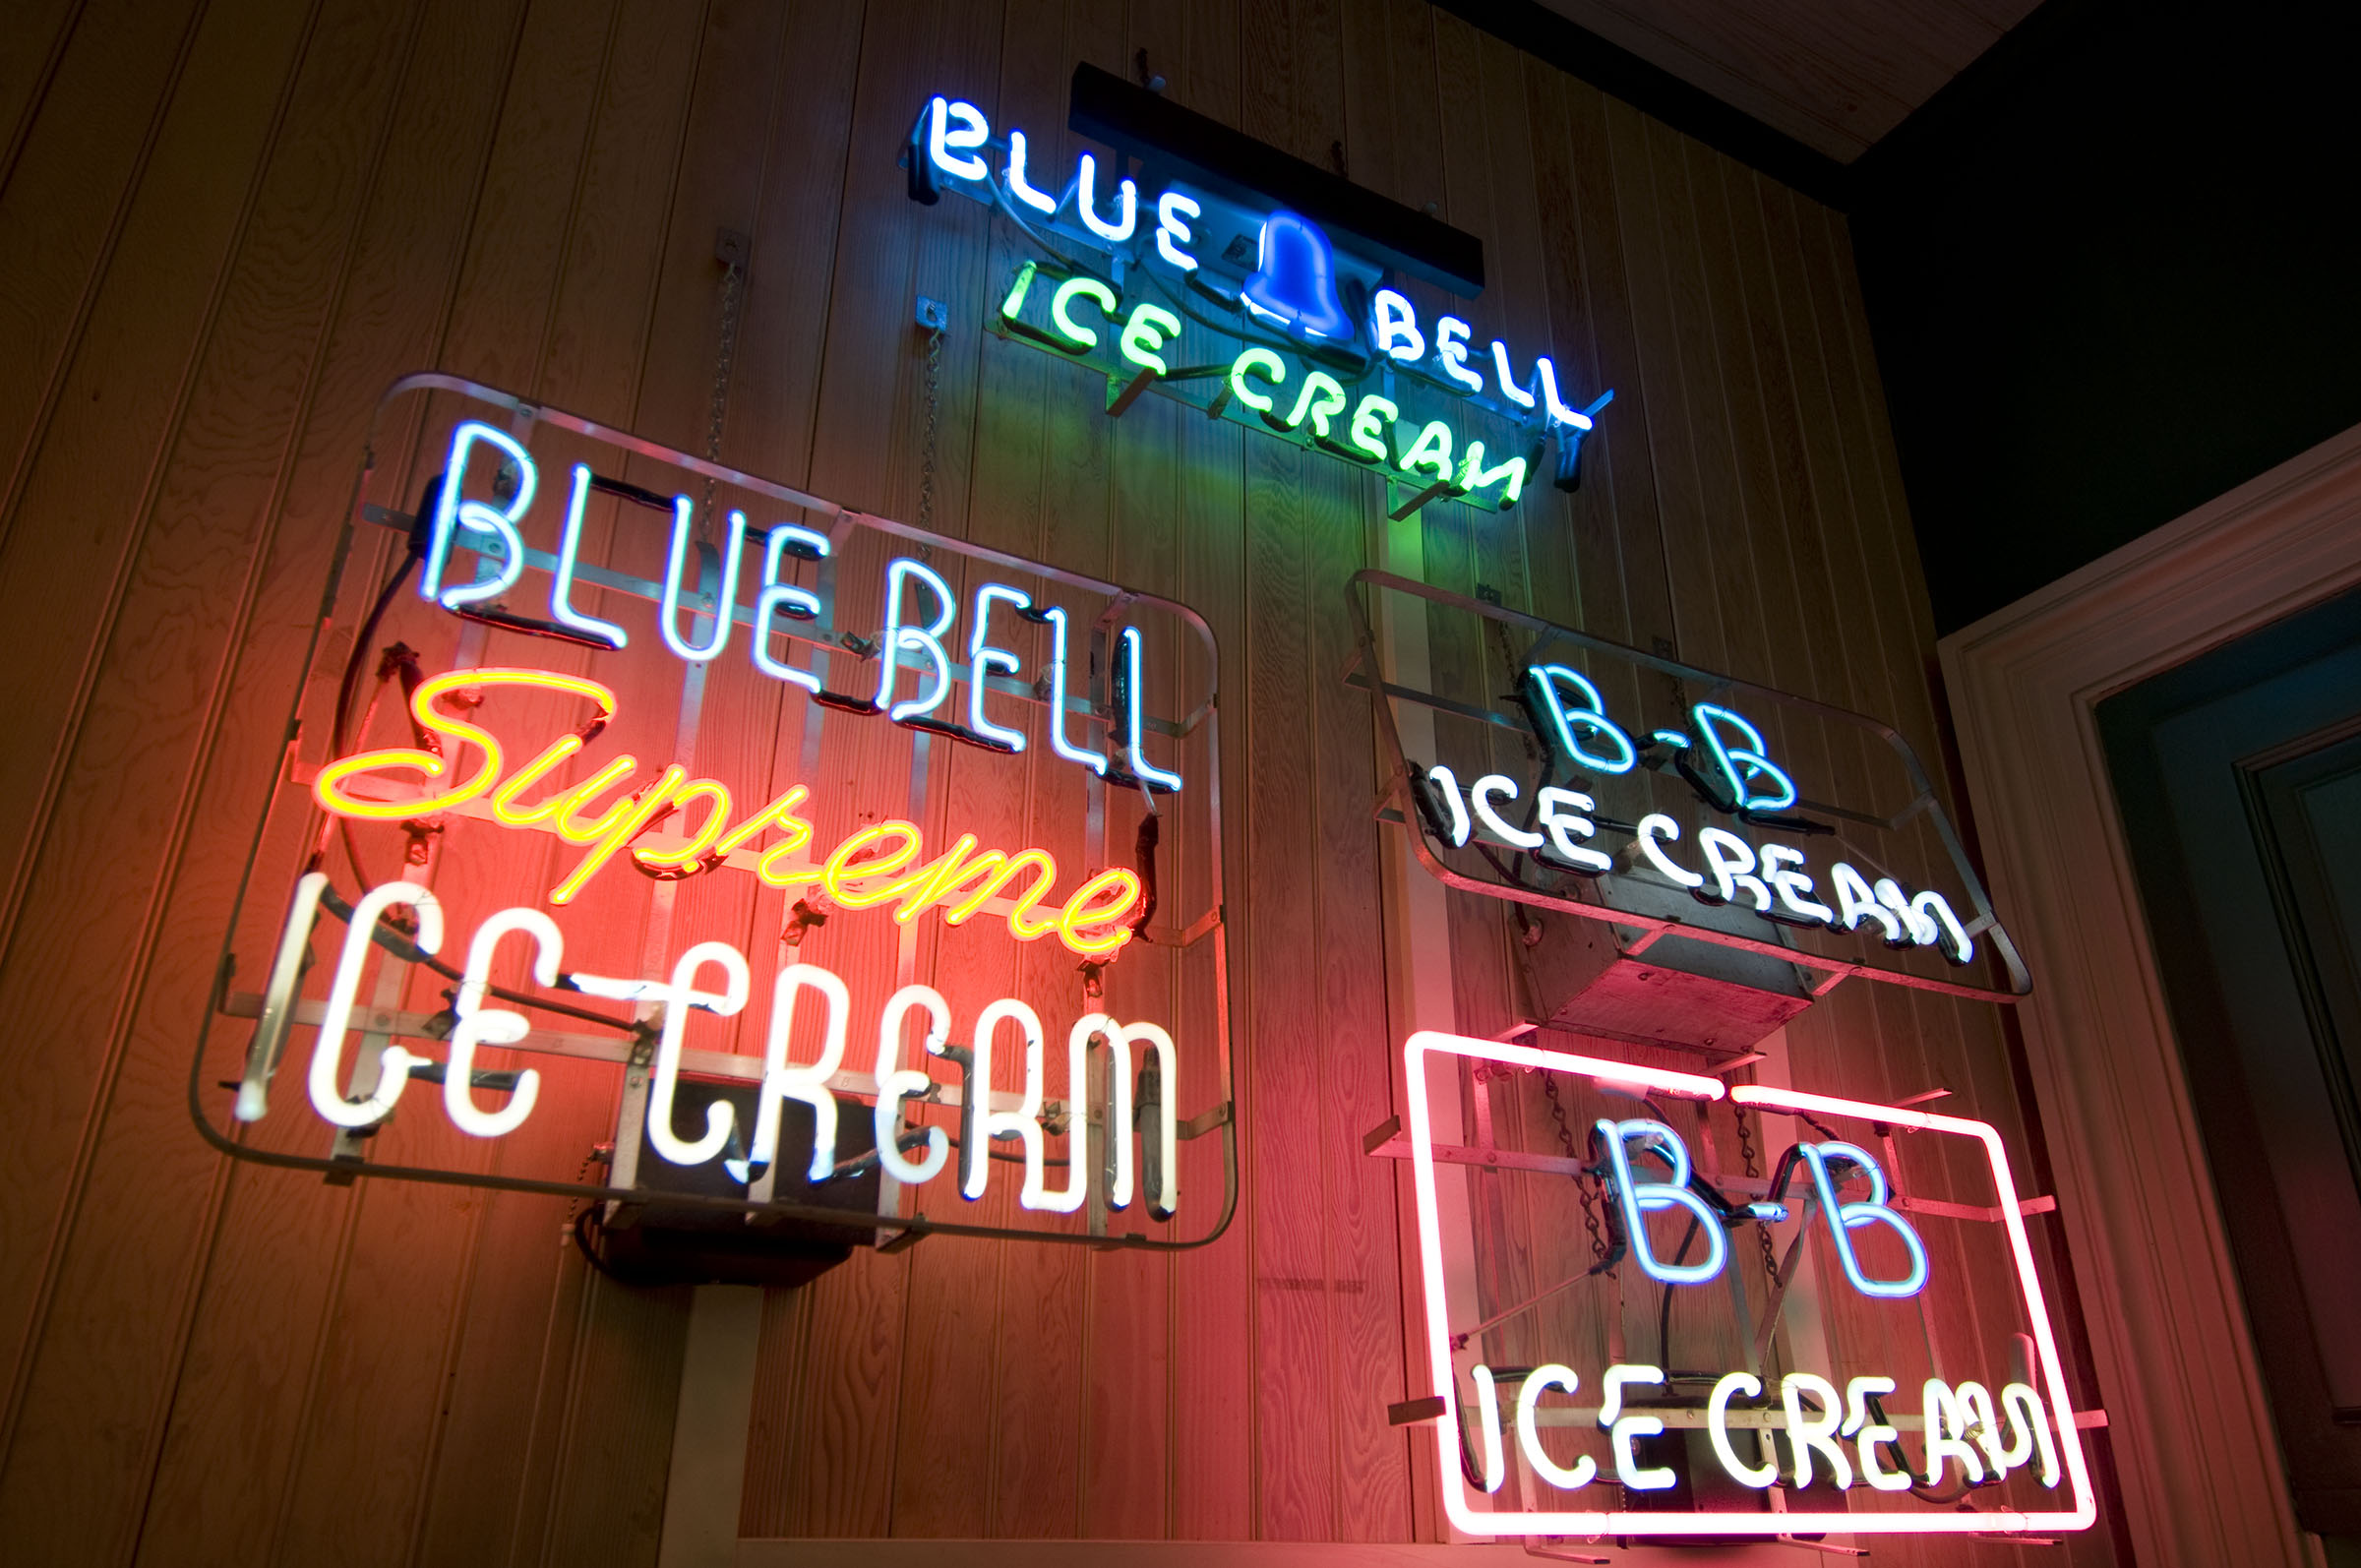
1403 1030 2095 1539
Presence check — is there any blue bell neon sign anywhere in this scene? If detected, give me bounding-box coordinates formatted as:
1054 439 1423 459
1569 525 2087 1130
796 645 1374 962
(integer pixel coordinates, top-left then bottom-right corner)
906 93 1612 513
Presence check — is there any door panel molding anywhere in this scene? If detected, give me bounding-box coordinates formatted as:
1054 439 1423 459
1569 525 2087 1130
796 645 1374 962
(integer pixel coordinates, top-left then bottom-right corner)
1940 421 2361 1566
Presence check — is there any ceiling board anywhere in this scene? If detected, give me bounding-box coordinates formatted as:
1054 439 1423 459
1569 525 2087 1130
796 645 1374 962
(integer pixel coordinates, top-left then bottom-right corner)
1532 0 2043 162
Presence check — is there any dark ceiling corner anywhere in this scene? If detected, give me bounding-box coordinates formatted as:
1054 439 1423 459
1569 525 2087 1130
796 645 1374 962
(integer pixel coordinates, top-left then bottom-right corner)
1428 0 1851 208
1848 0 2112 198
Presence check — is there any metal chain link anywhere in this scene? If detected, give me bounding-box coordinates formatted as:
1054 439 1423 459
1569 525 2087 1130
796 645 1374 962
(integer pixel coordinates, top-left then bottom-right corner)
1541 1072 1608 1264
697 238 749 528
1732 1101 1781 1286
917 322 943 537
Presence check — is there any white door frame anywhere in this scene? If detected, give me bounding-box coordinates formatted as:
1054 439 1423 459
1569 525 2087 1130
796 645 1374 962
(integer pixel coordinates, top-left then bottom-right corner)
1940 423 2361 1566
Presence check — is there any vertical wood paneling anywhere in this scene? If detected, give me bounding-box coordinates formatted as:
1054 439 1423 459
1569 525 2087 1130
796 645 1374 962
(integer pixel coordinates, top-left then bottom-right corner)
0 0 2087 1560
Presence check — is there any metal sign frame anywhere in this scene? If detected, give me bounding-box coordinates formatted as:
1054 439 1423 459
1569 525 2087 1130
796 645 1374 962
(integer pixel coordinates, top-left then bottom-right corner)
189 372 1238 1253
1345 569 2032 1004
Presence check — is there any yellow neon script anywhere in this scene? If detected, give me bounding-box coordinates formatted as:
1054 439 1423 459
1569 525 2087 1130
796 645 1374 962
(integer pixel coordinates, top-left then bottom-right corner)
312 667 1142 955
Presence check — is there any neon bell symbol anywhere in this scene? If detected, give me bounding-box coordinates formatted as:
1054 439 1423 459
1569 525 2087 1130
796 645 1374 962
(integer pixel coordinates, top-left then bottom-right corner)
1240 211 1351 340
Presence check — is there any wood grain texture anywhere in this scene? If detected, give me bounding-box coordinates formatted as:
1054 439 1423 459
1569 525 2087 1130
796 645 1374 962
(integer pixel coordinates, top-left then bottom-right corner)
1529 0 2039 162
0 0 2087 1558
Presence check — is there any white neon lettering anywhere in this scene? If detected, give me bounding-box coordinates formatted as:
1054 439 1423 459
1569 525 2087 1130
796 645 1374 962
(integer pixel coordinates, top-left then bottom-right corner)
1433 316 1483 392
1103 1018 1179 1216
1371 289 1424 361
968 583 1030 751
927 96 989 181
1696 826 1773 910
1878 876 1938 946
307 881 439 1128
1037 1014 1105 1213
1516 1364 1598 1489
875 983 950 1184
736 962 851 1182
1155 190 1199 270
1536 357 1593 430
1783 1373 1854 1489
1536 787 1612 873
1470 1364 1508 1493
1922 1380 1990 1486
1043 606 1108 775
1075 152 1136 243
658 502 744 663
1844 1375 1911 1492
1635 814 1704 888
423 420 535 610
752 523 828 694
1708 1371 1779 1487
1911 888 1975 963
1470 773 1542 849
551 464 628 648
244 872 331 1122
2000 1382 2063 1487
444 906 558 1138
1830 861 1903 941
877 557 956 720
1760 843 1836 925
1121 626 1182 790
576 939 749 1168
1602 1364 1674 1490
1003 128 1058 213
1425 764 1472 848
969 997 1052 1206
1490 340 1537 409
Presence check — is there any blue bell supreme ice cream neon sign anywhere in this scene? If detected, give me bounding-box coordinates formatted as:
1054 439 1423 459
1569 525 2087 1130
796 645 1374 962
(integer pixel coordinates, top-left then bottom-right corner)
907 84 1611 514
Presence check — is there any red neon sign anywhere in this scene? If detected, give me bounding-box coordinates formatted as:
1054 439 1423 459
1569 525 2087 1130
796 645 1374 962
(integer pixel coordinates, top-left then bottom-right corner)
1402 1029 2095 1540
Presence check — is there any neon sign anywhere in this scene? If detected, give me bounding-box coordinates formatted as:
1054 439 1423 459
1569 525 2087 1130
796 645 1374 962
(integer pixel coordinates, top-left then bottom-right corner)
1402 1030 2095 1538
191 373 1237 1255
910 93 1611 514
255 872 1179 1218
1348 570 2031 1001
416 420 1185 793
311 665 1144 954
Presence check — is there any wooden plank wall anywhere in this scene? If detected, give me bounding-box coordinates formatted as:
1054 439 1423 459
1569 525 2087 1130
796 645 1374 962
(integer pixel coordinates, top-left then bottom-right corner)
0 0 2109 1563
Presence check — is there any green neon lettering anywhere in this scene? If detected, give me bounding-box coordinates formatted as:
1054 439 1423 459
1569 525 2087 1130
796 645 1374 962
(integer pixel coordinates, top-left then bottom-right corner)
1120 303 1182 377
1229 347 1286 413
1284 371 1349 436
1399 420 1453 482
1051 276 1119 350
1457 440 1528 506
999 260 1038 321
1348 394 1399 462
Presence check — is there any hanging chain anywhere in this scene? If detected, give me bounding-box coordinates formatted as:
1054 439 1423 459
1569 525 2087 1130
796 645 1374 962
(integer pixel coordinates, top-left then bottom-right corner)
1732 1101 1781 1286
1541 1072 1608 1265
917 320 943 537
698 229 751 530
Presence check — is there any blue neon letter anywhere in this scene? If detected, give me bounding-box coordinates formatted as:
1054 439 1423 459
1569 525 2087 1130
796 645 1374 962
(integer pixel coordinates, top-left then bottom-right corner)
1595 1118 1725 1286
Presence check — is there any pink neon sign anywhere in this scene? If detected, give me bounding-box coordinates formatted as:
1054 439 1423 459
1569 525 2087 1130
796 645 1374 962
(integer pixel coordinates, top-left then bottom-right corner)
1401 1029 2097 1539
